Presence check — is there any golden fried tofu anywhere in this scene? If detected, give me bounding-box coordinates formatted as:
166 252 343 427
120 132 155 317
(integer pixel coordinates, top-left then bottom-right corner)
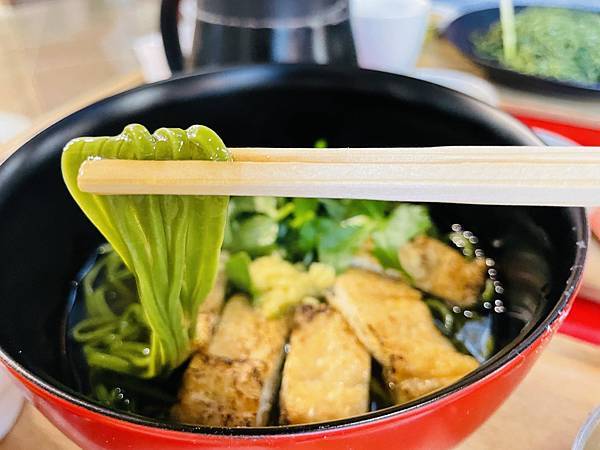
192 266 226 350
170 353 269 427
328 269 478 404
172 295 289 426
398 236 487 307
279 304 370 425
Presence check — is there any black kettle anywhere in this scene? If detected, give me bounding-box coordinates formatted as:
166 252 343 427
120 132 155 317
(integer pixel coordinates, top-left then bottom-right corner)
160 0 357 73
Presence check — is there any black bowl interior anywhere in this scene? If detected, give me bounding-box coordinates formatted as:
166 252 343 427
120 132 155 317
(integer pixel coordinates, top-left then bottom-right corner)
444 6 600 97
0 65 586 434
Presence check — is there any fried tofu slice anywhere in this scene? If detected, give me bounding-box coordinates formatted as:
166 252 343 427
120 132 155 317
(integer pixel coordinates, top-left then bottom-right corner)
192 266 226 350
328 269 478 404
279 304 370 425
171 353 269 427
398 236 487 307
172 295 289 426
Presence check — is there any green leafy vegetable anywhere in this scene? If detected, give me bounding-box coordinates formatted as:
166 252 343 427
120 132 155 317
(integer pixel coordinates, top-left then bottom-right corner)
229 197 278 219
290 198 319 229
314 138 328 148
224 194 432 275
318 199 349 221
224 197 294 256
371 204 433 270
225 251 254 294
63 124 231 378
316 216 373 272
274 201 295 221
226 215 279 257
347 200 390 220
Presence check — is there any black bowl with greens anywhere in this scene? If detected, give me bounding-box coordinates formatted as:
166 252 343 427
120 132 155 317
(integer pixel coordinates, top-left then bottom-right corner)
445 6 600 96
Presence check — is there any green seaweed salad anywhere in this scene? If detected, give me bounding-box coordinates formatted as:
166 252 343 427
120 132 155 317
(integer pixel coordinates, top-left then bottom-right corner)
472 7 600 85
63 125 499 417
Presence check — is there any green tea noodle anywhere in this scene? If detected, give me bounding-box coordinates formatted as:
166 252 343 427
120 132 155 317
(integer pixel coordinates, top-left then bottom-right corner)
71 245 151 374
62 124 231 378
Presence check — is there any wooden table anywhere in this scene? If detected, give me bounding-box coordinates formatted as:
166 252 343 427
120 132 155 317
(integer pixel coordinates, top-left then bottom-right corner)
1 335 598 449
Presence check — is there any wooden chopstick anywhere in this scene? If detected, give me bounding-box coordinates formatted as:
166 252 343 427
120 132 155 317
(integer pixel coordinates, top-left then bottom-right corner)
77 146 600 206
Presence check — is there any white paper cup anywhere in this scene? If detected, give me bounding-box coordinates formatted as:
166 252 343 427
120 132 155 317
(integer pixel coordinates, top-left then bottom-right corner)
350 0 431 73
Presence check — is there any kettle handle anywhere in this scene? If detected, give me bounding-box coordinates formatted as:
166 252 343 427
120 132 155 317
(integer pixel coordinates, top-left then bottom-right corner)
160 0 184 73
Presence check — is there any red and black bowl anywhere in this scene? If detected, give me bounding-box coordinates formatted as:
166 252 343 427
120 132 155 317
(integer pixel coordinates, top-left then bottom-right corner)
0 65 587 449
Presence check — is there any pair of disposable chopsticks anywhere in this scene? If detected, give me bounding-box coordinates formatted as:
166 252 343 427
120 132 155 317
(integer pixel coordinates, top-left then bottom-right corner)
77 146 600 206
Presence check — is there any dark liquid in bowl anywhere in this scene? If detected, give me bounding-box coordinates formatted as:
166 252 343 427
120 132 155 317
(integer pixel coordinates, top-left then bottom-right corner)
63 218 505 425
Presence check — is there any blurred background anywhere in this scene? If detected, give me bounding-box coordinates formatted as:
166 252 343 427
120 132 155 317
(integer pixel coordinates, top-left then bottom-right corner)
0 0 157 129
0 0 598 138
